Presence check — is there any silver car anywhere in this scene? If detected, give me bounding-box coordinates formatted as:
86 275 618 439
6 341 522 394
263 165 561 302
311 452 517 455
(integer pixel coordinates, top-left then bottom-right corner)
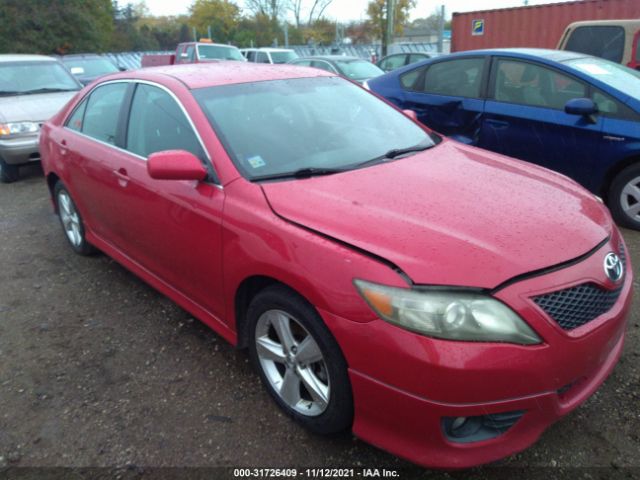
0 55 81 183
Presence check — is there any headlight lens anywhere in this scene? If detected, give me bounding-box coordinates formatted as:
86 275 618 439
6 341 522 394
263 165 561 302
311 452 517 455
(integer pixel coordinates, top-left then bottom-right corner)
0 122 40 137
354 279 541 345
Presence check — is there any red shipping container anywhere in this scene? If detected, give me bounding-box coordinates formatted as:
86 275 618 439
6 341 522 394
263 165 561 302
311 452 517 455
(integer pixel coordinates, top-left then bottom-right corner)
452 0 640 52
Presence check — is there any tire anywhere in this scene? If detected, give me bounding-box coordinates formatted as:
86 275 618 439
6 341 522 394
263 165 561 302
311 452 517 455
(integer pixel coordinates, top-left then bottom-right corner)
247 285 353 435
608 163 640 230
0 158 19 183
54 181 96 255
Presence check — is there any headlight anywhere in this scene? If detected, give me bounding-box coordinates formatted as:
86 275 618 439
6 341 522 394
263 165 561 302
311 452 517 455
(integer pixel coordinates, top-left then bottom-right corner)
0 122 40 137
354 279 541 345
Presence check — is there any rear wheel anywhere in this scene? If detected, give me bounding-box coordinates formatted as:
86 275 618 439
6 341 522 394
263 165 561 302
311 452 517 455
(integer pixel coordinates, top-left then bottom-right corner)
609 163 640 230
0 158 19 183
247 285 353 435
54 182 96 255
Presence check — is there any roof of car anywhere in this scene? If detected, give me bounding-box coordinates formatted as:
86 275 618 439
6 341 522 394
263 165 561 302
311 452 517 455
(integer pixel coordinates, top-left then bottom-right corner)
0 54 58 63
61 54 104 59
453 48 589 62
113 61 334 89
294 55 363 62
258 48 295 52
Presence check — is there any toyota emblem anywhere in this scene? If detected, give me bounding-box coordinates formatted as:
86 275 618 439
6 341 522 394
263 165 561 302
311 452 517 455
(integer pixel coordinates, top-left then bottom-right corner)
603 253 624 283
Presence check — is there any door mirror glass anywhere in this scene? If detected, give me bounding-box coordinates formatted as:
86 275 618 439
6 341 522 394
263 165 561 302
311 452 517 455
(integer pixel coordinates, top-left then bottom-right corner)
565 97 598 116
147 150 208 181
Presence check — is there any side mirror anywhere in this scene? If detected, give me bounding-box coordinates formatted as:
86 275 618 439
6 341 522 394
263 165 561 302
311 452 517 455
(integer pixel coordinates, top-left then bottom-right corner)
147 150 208 181
565 98 598 117
403 109 418 122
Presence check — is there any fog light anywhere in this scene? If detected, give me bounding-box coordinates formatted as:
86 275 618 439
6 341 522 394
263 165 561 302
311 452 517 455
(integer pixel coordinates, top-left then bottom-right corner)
442 410 525 443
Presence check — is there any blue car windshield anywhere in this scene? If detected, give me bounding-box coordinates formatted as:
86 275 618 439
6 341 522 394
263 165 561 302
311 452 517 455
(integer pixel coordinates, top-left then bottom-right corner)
564 57 640 100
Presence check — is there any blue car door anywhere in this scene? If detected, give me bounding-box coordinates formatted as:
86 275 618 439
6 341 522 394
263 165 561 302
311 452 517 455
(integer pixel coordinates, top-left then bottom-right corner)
479 57 604 187
400 56 488 144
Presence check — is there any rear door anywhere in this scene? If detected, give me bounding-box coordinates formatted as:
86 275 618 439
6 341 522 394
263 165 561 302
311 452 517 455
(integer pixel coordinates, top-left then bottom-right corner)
480 57 604 186
401 56 488 143
61 81 132 239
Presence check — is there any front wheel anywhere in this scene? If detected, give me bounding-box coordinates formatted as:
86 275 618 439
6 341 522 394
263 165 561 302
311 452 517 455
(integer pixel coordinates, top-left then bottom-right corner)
248 285 353 435
54 182 96 255
609 163 640 230
0 158 19 183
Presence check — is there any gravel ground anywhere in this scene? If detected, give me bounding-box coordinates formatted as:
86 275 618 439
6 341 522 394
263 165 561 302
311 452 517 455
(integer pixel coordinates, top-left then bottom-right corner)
0 165 639 480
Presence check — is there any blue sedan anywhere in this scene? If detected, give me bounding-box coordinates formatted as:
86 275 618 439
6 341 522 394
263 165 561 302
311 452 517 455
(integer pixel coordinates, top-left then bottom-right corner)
366 49 640 230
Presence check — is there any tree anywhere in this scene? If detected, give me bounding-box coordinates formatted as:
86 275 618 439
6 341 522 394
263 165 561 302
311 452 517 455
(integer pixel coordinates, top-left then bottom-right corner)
287 0 333 28
366 0 415 53
0 0 114 54
189 0 241 43
244 0 284 22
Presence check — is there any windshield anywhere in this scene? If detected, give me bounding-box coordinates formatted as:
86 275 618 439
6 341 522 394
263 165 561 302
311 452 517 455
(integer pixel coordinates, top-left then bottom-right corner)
62 57 119 77
193 76 434 180
198 45 245 61
0 61 80 95
564 57 640 99
336 60 384 80
269 51 298 64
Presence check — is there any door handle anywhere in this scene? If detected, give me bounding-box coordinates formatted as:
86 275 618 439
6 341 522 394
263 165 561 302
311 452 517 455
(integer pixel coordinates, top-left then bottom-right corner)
485 119 510 129
114 168 129 187
59 139 68 156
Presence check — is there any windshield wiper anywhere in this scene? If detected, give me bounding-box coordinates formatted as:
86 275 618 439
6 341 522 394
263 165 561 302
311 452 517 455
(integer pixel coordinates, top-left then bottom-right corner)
252 166 349 182
20 87 79 94
353 140 435 169
0 91 21 96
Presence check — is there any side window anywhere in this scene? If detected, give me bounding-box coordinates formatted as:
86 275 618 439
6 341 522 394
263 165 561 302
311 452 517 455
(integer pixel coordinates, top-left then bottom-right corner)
380 55 407 71
65 99 88 132
247 51 256 62
126 84 205 161
409 54 428 63
400 65 427 90
592 89 638 119
565 26 625 63
256 52 270 64
82 83 128 144
293 60 312 67
311 61 335 73
420 58 485 98
493 60 586 110
185 45 196 62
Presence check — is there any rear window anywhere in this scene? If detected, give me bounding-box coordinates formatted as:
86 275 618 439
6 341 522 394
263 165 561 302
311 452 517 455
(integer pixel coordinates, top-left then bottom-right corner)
197 45 244 61
565 26 625 63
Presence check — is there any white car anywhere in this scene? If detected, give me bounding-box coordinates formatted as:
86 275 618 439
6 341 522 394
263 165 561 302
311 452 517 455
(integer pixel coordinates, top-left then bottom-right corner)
241 48 298 64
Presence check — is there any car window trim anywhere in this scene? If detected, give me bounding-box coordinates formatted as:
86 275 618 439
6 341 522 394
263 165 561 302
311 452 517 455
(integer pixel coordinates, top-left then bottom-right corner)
487 56 590 112
62 79 221 186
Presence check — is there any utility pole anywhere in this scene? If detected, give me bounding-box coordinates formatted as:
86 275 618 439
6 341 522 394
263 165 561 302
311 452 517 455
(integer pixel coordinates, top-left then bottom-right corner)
192 26 197 41
385 0 395 57
283 23 289 47
437 5 445 53
207 25 212 40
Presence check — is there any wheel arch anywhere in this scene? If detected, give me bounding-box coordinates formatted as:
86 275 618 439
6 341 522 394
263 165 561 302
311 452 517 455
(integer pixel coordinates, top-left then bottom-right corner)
600 154 640 200
47 172 61 212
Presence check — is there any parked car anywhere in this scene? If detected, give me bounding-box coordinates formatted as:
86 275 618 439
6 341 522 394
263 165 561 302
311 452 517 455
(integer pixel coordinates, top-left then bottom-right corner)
61 54 122 85
558 19 640 70
288 55 384 84
141 41 245 67
367 48 640 230
40 62 632 469
0 54 81 183
377 52 436 72
241 48 298 64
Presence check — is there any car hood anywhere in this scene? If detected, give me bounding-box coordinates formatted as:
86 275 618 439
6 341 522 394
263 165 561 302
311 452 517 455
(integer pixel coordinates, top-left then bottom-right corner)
0 91 78 123
261 141 612 289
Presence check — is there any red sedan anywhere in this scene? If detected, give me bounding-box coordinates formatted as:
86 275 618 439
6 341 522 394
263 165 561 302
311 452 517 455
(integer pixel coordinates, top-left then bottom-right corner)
39 62 632 468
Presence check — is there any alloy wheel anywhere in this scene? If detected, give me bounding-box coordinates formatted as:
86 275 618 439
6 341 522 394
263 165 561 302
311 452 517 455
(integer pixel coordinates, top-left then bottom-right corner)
620 175 640 224
254 309 330 417
57 190 83 247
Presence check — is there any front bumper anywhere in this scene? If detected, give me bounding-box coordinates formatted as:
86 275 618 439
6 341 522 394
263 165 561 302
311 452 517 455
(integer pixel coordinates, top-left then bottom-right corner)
0 135 40 165
320 236 632 468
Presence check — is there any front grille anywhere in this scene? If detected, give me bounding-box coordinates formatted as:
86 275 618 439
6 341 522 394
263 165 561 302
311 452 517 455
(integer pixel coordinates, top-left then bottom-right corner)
533 242 626 331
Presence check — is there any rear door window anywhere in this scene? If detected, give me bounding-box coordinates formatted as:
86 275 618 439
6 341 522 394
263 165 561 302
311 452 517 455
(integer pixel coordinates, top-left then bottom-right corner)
311 61 336 73
493 59 587 110
126 84 205 161
380 54 407 71
256 52 270 64
420 58 485 98
81 83 128 144
565 26 625 63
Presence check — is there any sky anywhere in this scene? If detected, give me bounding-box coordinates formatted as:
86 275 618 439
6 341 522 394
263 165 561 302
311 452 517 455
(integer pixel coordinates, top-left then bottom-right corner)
139 0 575 21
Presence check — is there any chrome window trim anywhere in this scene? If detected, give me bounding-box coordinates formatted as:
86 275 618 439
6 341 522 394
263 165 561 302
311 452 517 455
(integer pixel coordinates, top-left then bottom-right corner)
62 78 222 187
